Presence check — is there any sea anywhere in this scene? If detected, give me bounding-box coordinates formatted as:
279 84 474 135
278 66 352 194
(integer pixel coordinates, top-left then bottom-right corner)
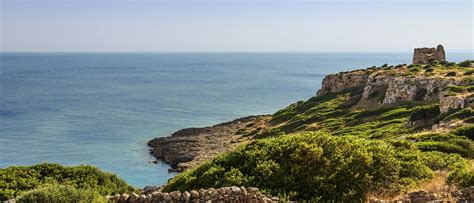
1 52 472 187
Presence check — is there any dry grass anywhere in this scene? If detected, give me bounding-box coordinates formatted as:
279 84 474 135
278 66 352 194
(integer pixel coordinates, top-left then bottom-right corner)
367 171 456 201
412 171 454 195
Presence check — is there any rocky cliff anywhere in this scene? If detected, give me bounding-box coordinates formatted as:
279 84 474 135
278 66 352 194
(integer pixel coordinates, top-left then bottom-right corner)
317 63 474 114
147 116 270 171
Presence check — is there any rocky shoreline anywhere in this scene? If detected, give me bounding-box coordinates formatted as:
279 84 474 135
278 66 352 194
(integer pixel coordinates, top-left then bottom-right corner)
147 115 270 171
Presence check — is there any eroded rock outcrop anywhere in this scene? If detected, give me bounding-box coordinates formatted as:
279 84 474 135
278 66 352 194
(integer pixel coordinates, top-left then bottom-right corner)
360 75 457 105
147 116 270 171
413 44 446 64
316 70 368 96
317 63 473 117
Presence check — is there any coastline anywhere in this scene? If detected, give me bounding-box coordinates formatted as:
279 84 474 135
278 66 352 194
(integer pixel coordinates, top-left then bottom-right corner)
147 115 271 171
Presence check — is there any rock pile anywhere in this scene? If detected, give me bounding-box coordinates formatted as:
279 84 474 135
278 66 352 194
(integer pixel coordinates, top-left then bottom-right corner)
452 186 474 201
368 187 474 202
398 190 441 202
106 186 278 203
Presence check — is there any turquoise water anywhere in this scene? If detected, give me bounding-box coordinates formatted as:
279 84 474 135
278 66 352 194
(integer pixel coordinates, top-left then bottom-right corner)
1 52 472 187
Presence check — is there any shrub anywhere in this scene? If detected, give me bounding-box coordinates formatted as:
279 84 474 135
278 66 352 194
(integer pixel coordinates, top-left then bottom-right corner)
410 67 421 72
16 183 107 203
421 151 466 171
409 104 440 122
0 163 135 201
451 124 474 140
443 85 466 93
447 161 474 188
164 132 432 201
464 70 474 75
416 141 472 158
458 60 472 67
446 62 456 67
425 68 434 73
446 72 457 77
381 63 388 67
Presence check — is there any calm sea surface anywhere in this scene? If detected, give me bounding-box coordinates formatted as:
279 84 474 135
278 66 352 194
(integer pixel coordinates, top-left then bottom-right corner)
1 52 472 187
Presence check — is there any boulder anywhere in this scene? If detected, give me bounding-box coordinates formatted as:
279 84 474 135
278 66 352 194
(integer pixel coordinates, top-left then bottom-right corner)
182 191 191 202
118 194 129 203
440 95 466 113
190 190 200 199
127 192 139 203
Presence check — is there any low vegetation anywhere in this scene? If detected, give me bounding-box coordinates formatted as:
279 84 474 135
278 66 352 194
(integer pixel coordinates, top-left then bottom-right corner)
0 163 135 201
164 132 433 201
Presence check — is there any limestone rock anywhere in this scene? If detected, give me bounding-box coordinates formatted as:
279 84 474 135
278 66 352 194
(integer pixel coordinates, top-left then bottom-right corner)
190 190 200 199
316 70 369 96
169 191 181 200
183 191 191 201
440 95 466 113
127 192 139 203
118 194 129 203
360 75 455 105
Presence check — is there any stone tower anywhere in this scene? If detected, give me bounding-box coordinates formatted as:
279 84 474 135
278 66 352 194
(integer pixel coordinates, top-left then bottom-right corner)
412 45 446 64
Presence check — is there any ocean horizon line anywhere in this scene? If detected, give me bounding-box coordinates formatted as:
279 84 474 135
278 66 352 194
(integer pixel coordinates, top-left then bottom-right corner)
1 49 473 54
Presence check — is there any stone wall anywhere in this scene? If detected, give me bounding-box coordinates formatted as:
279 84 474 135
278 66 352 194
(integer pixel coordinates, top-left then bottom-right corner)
412 44 446 64
106 186 278 203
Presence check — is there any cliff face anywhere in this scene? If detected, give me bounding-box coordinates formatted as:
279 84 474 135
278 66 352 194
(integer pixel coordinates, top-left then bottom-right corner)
316 70 368 96
317 64 473 114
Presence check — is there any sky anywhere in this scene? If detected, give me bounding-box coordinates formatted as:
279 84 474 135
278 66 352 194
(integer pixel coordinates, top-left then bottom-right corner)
1 0 473 52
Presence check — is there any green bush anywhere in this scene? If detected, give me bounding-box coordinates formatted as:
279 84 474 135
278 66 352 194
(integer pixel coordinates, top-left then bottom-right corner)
444 85 466 93
421 151 467 171
464 70 474 75
446 72 457 77
458 60 472 67
16 183 107 203
409 104 440 122
381 63 388 67
446 158 474 188
425 68 434 73
0 163 135 201
446 62 456 67
164 132 432 201
451 124 474 140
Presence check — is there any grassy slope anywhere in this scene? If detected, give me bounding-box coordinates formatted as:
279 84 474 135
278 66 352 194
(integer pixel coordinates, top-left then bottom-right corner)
164 60 474 200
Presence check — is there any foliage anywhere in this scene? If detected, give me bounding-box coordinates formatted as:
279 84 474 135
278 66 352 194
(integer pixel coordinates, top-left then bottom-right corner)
409 104 440 122
425 68 434 73
451 124 474 140
458 60 472 68
16 183 107 203
0 163 135 201
446 72 457 77
164 132 432 201
464 70 474 75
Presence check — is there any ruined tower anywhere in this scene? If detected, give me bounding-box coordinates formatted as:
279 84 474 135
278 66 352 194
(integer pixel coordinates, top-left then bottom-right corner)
412 45 446 64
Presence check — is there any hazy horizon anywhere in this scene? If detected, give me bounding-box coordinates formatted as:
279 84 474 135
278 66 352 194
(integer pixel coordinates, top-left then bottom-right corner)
1 0 473 52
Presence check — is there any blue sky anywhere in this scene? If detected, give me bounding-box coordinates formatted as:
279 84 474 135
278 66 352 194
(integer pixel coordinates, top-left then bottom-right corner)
1 0 473 52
